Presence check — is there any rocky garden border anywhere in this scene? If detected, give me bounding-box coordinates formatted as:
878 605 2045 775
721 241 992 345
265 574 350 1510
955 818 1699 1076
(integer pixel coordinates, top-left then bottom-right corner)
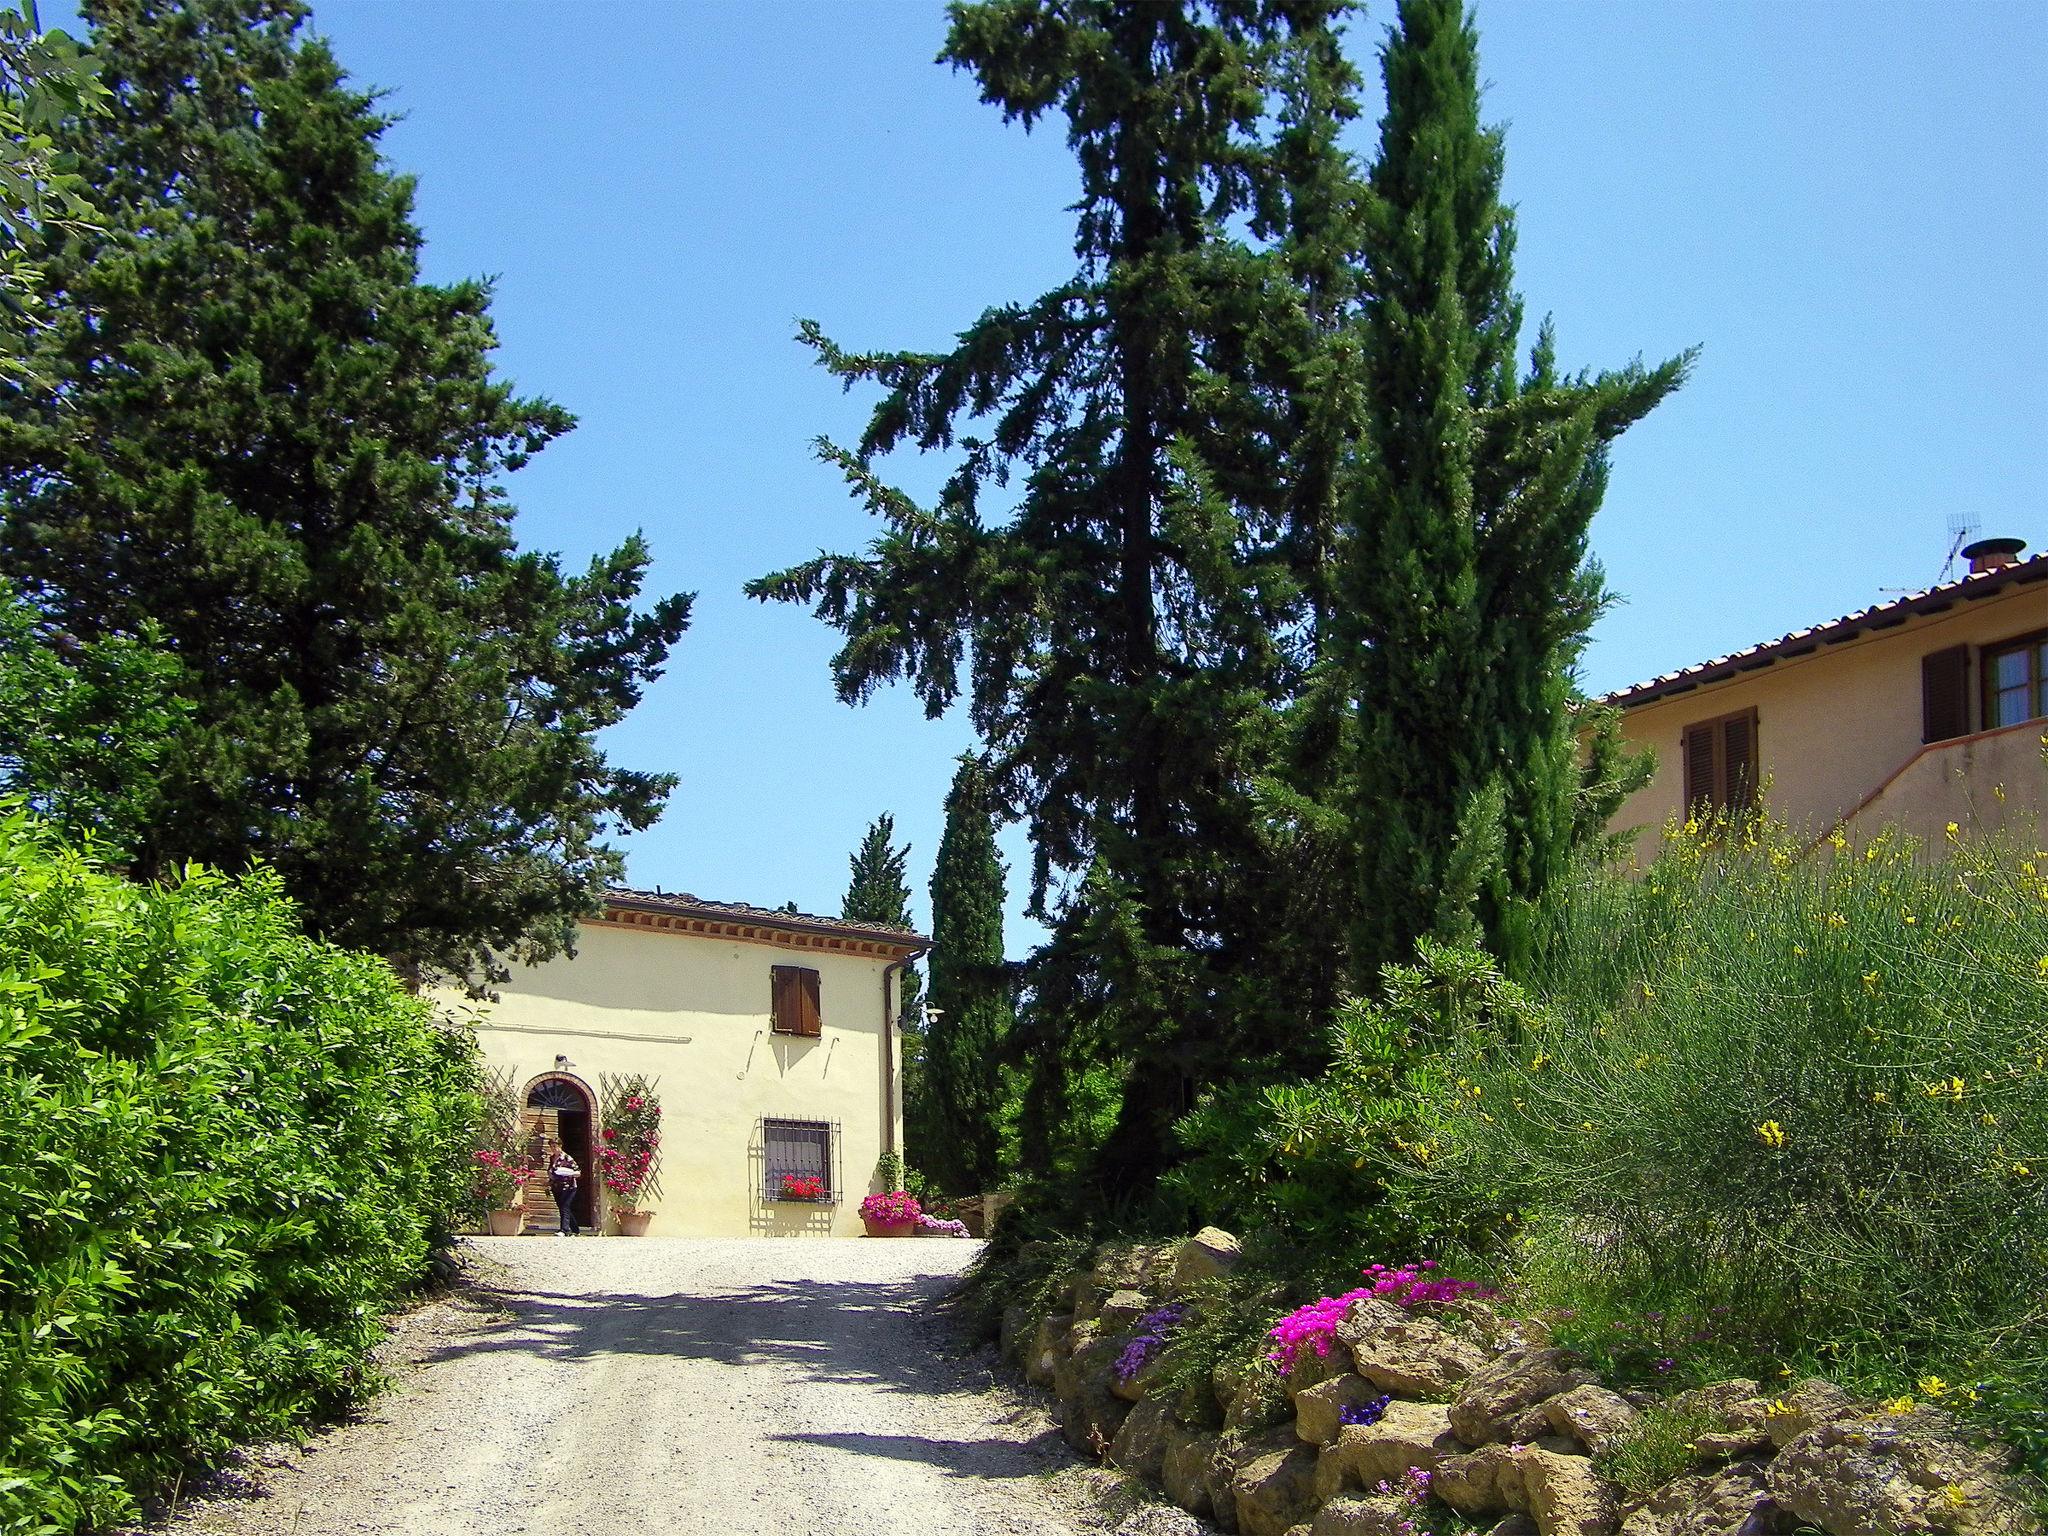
995 1228 2042 1536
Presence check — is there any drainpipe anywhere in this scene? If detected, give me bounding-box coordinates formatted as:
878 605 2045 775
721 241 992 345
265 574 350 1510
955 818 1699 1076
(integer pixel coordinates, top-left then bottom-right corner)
880 958 908 1156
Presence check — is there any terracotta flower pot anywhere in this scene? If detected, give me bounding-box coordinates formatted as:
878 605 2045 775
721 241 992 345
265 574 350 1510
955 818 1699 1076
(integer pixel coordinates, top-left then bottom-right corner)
486 1208 524 1237
613 1209 653 1237
862 1216 917 1238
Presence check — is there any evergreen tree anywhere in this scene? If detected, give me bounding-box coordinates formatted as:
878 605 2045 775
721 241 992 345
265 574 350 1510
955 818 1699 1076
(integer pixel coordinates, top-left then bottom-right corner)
841 810 921 1020
0 0 691 986
751 0 1370 1195
1339 0 1687 986
922 755 1012 1193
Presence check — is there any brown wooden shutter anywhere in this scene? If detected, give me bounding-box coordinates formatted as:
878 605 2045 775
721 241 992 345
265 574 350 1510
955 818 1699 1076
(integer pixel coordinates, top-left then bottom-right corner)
771 965 798 1034
1683 723 1717 814
798 968 822 1037
1720 710 1756 811
1921 645 1970 743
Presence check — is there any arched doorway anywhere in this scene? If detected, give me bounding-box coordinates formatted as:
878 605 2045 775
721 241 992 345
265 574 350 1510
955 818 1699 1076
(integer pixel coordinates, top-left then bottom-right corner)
522 1073 600 1233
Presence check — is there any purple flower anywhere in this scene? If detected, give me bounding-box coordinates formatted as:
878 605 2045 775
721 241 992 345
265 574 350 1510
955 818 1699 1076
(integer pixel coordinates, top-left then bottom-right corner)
1339 1394 1393 1427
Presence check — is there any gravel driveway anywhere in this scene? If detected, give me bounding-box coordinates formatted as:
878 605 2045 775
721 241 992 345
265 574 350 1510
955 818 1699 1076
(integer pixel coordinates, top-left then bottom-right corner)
138 1237 1191 1536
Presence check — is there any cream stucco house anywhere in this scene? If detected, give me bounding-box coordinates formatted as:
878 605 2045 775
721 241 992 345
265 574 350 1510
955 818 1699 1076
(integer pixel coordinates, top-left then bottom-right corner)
1604 538 2047 854
466 888 928 1238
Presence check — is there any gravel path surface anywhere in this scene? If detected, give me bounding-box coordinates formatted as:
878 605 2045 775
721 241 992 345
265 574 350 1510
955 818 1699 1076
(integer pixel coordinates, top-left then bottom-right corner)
135 1237 1199 1536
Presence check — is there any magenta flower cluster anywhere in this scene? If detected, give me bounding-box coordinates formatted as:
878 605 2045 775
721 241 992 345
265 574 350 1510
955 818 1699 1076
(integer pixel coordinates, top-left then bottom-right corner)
1266 1262 1496 1372
1114 1303 1189 1385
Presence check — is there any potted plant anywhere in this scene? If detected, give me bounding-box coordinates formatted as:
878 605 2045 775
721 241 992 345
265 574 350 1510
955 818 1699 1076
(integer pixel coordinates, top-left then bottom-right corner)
779 1172 826 1201
472 1146 532 1236
599 1078 662 1235
858 1189 920 1237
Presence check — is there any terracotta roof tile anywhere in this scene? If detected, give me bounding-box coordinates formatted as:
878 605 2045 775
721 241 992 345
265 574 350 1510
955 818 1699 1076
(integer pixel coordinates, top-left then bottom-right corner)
1599 553 2048 710
602 886 928 948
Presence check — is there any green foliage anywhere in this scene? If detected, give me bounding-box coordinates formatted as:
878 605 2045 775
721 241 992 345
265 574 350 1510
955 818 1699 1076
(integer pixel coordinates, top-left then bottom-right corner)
751 0 1376 1195
1338 0 1685 988
841 810 921 1028
0 586 188 848
0 0 107 377
1594 1401 1720 1498
0 807 481 1534
1152 1277 1287 1431
1169 945 1510 1284
0 0 690 990
922 754 1014 1194
1435 818 2048 1481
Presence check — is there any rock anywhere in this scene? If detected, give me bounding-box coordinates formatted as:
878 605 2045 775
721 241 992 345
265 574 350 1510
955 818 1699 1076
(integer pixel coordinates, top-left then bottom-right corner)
1163 1427 1220 1520
1315 1400 1462 1499
1227 1366 1291 1432
1112 1344 1168 1403
1670 1380 1772 1459
1486 1522 1541 1536
1217 1357 1253 1414
1285 1340 1352 1401
1450 1349 1599 1446
1618 1460 1784 1536
1000 1303 1033 1365
1054 1333 1132 1457
1437 1442 1536 1517
1207 1436 1248 1533
1099 1288 1152 1331
1766 1412 2035 1535
1544 1385 1644 1457
1026 1312 1075 1388
1309 1495 1414 1535
1173 1227 1244 1291
1765 1379 1859 1448
1521 1447 1619 1536
1439 1297 1553 1353
1111 1395 1177 1482
1339 1299 1491 1398
1294 1374 1383 1448
1230 1427 1323 1536
1171 1433 1212 1531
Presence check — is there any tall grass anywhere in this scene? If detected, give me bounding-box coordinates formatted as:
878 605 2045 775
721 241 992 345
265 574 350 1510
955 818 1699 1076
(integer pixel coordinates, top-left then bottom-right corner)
1438 815 2046 1472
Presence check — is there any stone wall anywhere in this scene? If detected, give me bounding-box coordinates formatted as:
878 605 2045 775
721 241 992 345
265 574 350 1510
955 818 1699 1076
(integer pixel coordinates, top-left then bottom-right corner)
999 1228 2041 1536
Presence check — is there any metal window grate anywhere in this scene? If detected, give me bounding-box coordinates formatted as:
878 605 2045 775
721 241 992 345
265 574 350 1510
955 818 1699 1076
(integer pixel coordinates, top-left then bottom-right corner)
759 1117 840 1204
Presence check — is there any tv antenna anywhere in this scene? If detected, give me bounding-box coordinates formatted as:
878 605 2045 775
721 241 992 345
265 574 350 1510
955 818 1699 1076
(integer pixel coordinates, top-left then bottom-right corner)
1936 514 1980 585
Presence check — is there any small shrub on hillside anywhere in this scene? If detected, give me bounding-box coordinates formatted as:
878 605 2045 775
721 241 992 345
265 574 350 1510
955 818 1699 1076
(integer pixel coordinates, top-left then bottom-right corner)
1594 1401 1720 1497
1153 1277 1286 1430
0 810 482 1534
1434 816 2047 1479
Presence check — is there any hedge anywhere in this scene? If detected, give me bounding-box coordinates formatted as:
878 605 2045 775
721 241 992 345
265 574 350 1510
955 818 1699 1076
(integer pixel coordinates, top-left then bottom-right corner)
0 807 481 1534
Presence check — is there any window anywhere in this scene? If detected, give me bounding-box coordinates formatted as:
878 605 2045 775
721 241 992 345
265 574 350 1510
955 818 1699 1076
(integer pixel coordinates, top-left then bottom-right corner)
1681 708 1759 816
762 1118 836 1203
1921 644 1972 744
1984 633 2048 729
771 965 821 1037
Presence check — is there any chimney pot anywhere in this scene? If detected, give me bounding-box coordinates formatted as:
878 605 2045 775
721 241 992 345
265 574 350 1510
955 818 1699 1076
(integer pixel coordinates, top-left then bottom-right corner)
1961 536 2027 575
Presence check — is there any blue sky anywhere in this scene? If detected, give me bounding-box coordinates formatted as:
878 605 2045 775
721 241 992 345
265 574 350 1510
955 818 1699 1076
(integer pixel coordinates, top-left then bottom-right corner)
75 2 2048 953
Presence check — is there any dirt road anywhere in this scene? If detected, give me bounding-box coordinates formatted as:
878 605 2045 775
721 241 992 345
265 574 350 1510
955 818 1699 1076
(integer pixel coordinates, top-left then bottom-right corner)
142 1237 1190 1536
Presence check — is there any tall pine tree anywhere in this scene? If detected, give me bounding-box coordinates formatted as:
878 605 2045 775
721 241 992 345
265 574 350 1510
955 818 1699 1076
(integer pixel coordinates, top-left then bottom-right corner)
1340 0 1688 986
841 811 921 1020
751 0 1370 1195
922 755 1013 1194
0 0 691 986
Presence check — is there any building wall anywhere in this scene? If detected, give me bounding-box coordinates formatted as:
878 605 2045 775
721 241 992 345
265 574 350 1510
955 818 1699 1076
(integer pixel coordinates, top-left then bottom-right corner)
1611 580 2048 857
458 920 908 1237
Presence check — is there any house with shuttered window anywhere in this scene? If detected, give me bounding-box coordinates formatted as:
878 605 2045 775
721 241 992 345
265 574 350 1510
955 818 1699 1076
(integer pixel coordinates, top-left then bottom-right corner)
1603 538 2048 856
463 888 929 1237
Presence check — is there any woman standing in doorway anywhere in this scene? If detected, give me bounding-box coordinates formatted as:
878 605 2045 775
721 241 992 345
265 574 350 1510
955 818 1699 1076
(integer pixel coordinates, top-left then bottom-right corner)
548 1147 582 1236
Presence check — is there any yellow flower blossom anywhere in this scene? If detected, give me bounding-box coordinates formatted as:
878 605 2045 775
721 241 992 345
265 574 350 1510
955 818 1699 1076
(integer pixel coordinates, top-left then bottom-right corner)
1945 821 1961 840
1882 1394 1917 1415
1861 970 1879 992
1530 1051 1551 1071
1756 1120 1787 1150
1925 1077 1966 1101
1872 1090 1890 1104
1918 1375 1948 1398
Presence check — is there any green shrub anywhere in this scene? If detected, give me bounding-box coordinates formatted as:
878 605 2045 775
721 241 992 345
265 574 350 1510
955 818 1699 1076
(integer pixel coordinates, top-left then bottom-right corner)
0 808 482 1534
1436 816 2047 1476
1594 1400 1720 1497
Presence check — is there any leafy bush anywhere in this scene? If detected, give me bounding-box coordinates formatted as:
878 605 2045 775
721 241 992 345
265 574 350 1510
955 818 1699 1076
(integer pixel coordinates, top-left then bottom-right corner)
1434 816 2047 1474
1594 1400 1721 1498
0 809 482 1534
1168 951 1513 1287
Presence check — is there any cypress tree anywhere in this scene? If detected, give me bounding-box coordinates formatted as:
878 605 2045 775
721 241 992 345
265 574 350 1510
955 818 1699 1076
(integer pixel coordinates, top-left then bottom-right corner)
1341 0 1688 986
0 0 691 986
841 810 921 1020
751 0 1370 1195
922 755 1012 1194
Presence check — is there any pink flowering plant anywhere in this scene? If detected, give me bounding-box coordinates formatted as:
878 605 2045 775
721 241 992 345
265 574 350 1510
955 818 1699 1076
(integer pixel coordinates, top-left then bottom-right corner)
471 1146 533 1212
598 1077 662 1210
916 1211 969 1237
859 1190 921 1225
1266 1261 1494 1372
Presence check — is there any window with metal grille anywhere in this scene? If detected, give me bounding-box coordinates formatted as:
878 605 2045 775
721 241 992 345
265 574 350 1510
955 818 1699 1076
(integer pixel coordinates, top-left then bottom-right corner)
761 1118 838 1203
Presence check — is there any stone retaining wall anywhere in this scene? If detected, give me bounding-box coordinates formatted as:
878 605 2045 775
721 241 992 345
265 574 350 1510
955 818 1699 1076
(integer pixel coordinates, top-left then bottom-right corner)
998 1228 2041 1536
